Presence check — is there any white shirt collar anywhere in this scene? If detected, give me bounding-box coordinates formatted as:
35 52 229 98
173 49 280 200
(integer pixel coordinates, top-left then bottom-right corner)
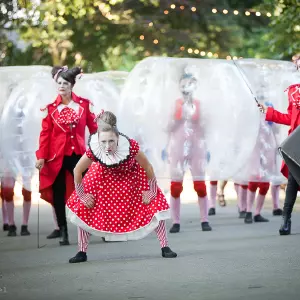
57 100 80 113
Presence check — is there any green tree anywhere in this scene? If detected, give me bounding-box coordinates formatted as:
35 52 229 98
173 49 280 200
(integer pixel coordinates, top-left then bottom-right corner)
256 0 300 59
4 0 273 70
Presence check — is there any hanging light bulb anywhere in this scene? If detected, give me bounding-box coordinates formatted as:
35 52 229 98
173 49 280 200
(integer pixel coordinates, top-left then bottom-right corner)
139 35 145 40
212 8 217 13
233 10 239 15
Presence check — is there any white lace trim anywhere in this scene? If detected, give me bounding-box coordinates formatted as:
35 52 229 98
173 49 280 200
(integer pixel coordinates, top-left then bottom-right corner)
66 207 170 241
89 133 130 166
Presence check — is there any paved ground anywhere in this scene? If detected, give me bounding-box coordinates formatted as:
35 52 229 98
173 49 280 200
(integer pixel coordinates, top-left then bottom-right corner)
0 199 300 300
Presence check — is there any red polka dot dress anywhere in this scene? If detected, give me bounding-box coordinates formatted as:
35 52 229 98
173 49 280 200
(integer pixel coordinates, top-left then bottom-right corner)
66 133 170 241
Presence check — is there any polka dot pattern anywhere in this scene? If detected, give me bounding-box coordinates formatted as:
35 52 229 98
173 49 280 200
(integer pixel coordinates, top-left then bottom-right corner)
57 107 80 125
67 139 169 234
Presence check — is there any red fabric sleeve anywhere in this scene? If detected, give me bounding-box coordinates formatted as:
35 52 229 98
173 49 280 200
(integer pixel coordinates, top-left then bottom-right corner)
130 139 140 157
86 102 98 134
36 112 53 160
265 102 292 126
86 148 97 162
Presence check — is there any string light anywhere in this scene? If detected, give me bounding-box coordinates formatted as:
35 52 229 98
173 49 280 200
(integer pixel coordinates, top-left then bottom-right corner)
213 53 219 58
256 12 261 16
170 4 176 9
226 55 232 60
187 48 193 53
245 11 250 16
200 51 206 56
233 10 239 15
212 8 217 14
266 12 272 17
180 46 185 51
164 10 169 15
180 5 185 10
223 9 228 14
191 7 196 12
233 56 238 60
194 49 199 54
153 39 159 44
148 22 153 27
139 35 144 40
207 52 213 57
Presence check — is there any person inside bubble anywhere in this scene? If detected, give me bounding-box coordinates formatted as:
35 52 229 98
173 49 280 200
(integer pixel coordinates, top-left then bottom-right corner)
258 56 300 235
165 69 212 233
35 66 98 246
0 174 32 236
66 111 177 263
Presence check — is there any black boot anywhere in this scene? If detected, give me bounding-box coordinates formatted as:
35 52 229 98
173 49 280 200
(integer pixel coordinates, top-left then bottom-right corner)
239 211 246 219
201 222 212 231
244 212 253 224
47 229 61 239
273 208 283 216
161 246 177 258
208 208 216 216
169 223 180 233
254 214 269 222
69 251 87 263
59 225 70 246
279 216 291 236
20 225 30 236
7 225 17 237
3 223 9 231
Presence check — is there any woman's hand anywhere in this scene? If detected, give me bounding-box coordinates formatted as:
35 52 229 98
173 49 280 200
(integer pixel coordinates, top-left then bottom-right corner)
82 194 95 209
75 182 95 209
35 159 45 170
258 103 266 114
142 191 153 204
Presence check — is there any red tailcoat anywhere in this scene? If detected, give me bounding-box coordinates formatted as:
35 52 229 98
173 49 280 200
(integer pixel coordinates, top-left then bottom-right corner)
265 84 300 178
36 93 98 204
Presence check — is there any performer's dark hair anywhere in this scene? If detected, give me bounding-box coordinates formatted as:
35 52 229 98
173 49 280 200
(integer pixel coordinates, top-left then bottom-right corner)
98 111 119 136
51 66 82 85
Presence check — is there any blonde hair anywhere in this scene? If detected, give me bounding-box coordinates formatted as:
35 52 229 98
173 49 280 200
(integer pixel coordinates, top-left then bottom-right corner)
97 111 119 136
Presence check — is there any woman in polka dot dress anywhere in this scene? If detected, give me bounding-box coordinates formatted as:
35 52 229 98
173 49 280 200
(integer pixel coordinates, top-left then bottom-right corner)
67 111 177 263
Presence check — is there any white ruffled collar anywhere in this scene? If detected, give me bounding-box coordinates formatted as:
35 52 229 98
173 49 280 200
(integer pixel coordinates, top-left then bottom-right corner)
88 132 131 167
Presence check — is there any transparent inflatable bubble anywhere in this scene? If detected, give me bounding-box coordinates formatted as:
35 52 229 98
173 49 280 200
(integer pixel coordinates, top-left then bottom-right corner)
233 59 299 183
0 73 56 190
120 57 260 182
73 71 128 143
0 66 51 178
0 70 127 189
73 71 127 115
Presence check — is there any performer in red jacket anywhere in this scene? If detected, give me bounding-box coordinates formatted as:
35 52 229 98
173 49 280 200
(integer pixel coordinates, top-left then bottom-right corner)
259 58 300 235
35 66 97 245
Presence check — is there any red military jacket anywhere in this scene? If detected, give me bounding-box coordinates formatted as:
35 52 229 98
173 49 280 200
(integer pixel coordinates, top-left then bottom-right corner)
265 84 300 178
36 92 98 204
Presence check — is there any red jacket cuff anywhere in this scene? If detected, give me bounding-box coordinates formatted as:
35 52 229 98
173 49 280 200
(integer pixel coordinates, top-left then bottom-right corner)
265 107 274 122
36 149 47 160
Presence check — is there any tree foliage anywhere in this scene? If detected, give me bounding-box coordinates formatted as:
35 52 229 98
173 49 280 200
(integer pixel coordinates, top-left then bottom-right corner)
0 0 298 70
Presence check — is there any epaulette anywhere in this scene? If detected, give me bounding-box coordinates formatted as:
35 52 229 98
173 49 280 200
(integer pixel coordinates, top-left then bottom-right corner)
284 83 300 92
